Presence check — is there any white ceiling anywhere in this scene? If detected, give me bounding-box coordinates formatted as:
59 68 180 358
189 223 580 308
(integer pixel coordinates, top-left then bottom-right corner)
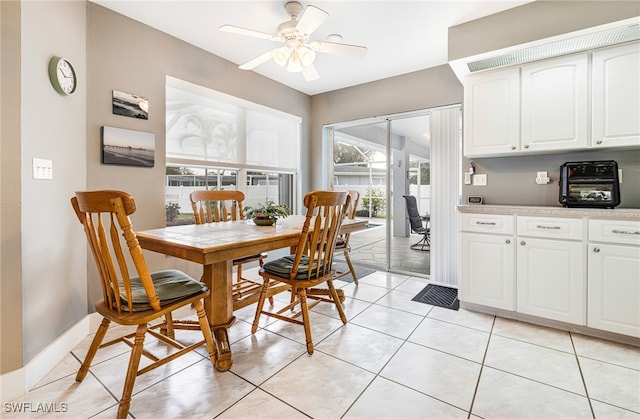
91 0 534 95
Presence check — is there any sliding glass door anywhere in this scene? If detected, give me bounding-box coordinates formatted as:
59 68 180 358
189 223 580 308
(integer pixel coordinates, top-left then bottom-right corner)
328 112 431 277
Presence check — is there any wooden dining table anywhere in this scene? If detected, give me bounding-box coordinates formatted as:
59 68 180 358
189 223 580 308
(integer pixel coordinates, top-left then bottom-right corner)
136 217 366 371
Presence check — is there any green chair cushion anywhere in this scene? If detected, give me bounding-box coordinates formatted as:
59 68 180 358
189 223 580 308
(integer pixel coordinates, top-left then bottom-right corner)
263 255 326 280
119 269 206 311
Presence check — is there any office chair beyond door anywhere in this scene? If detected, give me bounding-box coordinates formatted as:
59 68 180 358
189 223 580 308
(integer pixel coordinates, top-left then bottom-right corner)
402 195 430 251
71 190 216 419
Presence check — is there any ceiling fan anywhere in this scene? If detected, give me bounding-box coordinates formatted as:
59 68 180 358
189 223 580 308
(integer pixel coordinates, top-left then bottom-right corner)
219 1 367 81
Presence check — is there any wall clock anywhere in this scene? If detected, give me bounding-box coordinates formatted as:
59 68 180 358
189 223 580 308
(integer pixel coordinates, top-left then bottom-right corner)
48 56 77 96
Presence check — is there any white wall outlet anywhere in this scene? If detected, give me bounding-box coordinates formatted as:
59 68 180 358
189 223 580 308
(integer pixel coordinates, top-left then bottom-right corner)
33 158 53 180
473 173 487 186
464 172 472 185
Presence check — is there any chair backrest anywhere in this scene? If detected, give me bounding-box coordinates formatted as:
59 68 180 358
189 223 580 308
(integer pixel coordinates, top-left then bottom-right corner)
71 190 160 313
402 195 424 232
190 190 245 224
339 190 360 247
289 190 351 280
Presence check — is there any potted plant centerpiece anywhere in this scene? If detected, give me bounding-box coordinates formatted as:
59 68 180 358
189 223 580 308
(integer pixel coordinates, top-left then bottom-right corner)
244 201 292 226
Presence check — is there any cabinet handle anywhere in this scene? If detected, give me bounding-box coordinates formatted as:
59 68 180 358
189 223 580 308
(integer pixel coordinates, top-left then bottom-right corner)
536 225 561 230
593 247 600 253
524 144 530 149
596 140 603 145
520 241 526 246
511 146 516 150
612 229 640 235
476 221 496 226
506 239 511 244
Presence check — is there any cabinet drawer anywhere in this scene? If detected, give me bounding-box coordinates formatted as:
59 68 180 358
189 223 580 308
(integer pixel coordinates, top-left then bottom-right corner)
460 213 514 234
589 219 640 245
517 216 584 240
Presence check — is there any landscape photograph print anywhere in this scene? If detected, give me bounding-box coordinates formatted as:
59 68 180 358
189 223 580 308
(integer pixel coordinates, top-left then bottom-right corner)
101 126 155 167
112 89 149 119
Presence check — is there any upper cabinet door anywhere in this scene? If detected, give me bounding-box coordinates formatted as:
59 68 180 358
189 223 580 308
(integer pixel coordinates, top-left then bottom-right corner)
521 54 589 152
464 68 520 157
592 42 640 148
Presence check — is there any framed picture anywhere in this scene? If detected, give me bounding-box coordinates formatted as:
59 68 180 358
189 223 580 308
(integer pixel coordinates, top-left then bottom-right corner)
112 89 149 120
101 126 155 167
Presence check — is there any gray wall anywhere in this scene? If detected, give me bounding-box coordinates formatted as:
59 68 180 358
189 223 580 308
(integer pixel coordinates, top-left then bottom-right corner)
462 150 640 208
449 0 640 209
310 64 463 188
86 4 311 305
448 1 640 61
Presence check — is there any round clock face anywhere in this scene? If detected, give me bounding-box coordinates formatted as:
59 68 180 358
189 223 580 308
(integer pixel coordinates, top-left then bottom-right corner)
48 57 77 96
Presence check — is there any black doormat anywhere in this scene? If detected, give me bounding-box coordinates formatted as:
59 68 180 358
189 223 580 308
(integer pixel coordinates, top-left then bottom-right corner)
332 262 376 283
412 284 459 310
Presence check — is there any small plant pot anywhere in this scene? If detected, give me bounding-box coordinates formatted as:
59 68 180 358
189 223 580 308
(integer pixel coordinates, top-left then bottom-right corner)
253 217 275 226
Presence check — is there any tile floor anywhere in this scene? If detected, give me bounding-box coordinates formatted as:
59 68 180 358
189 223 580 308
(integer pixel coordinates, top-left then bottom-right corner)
5 269 640 418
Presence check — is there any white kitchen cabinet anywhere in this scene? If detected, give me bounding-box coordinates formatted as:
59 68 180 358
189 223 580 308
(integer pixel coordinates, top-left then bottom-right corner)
592 42 640 149
463 68 520 157
517 237 585 325
521 54 589 152
459 213 515 310
587 219 640 337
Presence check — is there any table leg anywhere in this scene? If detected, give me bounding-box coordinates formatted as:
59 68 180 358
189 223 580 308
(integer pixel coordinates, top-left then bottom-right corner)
202 261 235 371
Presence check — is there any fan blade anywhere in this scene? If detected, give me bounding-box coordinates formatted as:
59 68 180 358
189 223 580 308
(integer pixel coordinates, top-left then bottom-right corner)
296 5 328 36
302 64 319 81
239 51 273 70
219 24 277 41
310 41 367 59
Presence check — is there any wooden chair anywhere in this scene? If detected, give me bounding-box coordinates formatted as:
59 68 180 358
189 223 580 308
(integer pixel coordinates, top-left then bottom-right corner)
333 190 361 285
189 190 273 309
71 190 216 419
251 190 351 354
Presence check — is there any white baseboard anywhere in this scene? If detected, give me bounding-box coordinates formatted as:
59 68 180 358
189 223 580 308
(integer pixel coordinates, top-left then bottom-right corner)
1 312 99 402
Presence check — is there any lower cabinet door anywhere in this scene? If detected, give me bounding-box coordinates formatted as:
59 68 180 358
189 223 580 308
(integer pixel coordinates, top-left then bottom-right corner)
588 243 640 338
460 232 515 310
517 237 585 325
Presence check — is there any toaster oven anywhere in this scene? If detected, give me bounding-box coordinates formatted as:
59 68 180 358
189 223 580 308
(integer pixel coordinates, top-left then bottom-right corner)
559 161 620 208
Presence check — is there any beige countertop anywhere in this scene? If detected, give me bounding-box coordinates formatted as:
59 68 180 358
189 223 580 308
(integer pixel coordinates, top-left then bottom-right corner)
457 204 640 221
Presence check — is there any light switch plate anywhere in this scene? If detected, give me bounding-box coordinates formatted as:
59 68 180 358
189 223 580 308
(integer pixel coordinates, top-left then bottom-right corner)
33 158 53 180
473 173 487 186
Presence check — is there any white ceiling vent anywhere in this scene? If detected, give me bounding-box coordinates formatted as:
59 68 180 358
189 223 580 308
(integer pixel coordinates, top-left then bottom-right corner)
467 22 640 73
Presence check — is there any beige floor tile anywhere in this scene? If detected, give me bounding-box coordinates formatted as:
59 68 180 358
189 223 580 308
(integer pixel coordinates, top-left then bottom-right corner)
315 323 404 373
394 277 432 294
31 353 81 390
357 271 410 289
340 282 391 302
261 351 375 418
3 373 116 418
472 367 592 418
217 388 308 419
375 289 434 316
229 329 306 385
591 400 640 419
263 310 346 347
350 304 423 339
428 306 495 332
572 333 640 370
129 358 255 418
345 376 467 419
409 317 490 363
310 295 373 320
580 357 640 413
492 316 574 353
485 335 586 394
380 342 481 410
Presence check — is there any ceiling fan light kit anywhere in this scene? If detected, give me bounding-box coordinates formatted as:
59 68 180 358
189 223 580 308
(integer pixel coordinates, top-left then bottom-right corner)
220 1 367 81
